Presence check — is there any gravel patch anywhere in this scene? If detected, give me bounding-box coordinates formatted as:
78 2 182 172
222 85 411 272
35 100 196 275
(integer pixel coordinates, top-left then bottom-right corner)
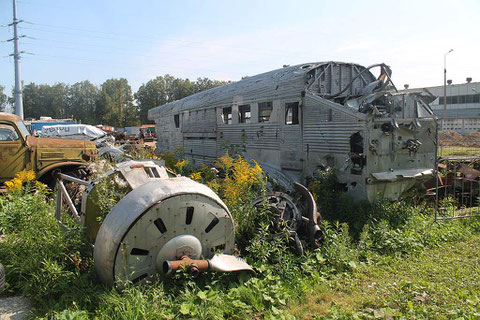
0 296 31 320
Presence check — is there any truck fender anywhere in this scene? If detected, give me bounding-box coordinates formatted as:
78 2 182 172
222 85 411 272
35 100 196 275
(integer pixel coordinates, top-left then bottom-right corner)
37 161 86 184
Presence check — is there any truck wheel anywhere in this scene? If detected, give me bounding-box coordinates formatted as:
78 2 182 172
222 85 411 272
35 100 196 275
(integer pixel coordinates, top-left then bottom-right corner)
0 262 5 293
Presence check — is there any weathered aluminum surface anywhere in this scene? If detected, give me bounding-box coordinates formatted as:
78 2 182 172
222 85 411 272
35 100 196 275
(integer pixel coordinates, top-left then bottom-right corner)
94 177 235 286
371 168 434 181
115 160 169 189
208 254 254 273
148 62 437 201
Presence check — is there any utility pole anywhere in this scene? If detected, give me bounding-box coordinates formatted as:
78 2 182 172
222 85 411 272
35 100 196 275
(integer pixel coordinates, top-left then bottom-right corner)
443 49 453 113
10 0 24 119
442 49 453 131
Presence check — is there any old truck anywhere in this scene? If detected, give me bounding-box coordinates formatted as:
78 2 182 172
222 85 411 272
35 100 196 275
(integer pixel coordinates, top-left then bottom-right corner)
148 62 437 202
0 112 97 187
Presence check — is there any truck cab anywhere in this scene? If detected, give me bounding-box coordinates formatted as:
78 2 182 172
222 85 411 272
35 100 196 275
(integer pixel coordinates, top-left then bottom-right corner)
0 112 97 185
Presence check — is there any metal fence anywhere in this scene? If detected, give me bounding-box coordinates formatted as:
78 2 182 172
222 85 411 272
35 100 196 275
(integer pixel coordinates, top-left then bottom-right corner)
435 132 480 220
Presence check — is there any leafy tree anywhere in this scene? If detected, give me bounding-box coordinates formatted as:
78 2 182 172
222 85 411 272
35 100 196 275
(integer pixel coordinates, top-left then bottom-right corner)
164 75 194 102
135 75 230 123
23 83 69 119
134 76 168 124
193 77 230 93
66 81 100 124
98 78 138 127
0 85 7 112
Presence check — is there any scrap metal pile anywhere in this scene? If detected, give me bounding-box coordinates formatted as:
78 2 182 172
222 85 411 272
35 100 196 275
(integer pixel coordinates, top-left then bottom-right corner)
427 158 480 211
56 160 321 286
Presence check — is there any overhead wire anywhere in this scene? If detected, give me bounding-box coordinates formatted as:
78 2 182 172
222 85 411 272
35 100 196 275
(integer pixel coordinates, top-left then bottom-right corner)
19 39 290 72
4 3 322 86
16 27 310 72
21 55 245 79
18 22 315 62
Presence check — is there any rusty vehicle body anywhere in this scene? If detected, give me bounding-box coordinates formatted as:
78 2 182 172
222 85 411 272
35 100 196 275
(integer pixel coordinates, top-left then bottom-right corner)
149 62 437 201
0 112 97 185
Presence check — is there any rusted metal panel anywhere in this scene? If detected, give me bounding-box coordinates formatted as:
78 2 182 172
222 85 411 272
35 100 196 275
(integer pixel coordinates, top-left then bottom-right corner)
0 112 96 183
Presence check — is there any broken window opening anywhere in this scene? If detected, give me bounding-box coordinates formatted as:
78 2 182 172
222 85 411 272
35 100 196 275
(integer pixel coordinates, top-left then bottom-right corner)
349 132 365 175
239 104 251 123
222 107 232 124
285 102 299 125
174 114 180 128
258 102 273 123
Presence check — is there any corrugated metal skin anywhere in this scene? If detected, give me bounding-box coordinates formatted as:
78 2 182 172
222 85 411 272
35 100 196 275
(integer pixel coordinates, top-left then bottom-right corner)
182 108 216 133
303 96 366 154
184 138 217 160
148 62 374 120
217 124 280 150
280 125 302 170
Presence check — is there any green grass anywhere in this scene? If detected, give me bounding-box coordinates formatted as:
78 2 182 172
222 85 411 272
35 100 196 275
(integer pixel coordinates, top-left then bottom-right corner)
287 234 480 319
1 169 480 319
438 146 480 157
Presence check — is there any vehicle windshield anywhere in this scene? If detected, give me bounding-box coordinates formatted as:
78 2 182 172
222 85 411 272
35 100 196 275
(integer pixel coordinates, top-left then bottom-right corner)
16 121 30 138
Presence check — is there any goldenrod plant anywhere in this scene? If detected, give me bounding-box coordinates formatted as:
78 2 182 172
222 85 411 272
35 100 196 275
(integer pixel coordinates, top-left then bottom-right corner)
0 160 479 318
4 170 48 195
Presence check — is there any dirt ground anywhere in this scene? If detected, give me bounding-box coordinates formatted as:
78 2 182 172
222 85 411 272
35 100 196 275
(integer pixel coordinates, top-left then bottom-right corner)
439 130 480 147
0 296 30 320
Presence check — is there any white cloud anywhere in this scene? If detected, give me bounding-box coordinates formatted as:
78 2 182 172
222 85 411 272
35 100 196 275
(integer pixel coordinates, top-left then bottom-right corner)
131 17 480 91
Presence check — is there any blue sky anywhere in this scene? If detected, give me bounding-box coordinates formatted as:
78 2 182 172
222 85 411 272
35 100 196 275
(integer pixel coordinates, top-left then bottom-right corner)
1 0 479 95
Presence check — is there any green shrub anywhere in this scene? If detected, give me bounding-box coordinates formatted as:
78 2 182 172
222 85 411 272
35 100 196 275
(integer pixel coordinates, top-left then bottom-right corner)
0 161 478 318
0 183 98 313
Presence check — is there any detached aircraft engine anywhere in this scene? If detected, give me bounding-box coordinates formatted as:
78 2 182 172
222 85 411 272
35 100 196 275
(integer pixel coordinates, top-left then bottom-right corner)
55 160 251 286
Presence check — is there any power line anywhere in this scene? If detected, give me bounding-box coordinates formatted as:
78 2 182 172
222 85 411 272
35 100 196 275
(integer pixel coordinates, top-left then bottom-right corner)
18 22 315 62
21 54 247 78
17 3 270 31
19 40 289 71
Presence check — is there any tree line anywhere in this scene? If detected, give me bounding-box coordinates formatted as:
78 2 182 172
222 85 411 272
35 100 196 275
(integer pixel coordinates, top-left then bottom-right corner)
0 76 231 127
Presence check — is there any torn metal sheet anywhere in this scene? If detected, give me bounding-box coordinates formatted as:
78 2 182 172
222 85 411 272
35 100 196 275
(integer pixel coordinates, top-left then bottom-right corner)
371 169 434 182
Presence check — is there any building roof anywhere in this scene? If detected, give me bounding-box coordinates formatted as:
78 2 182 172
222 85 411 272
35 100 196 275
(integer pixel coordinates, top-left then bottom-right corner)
433 108 480 119
401 81 480 92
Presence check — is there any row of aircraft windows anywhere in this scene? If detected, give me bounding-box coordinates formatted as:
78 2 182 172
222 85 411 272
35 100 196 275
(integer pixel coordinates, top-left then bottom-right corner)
221 102 300 125
173 101 301 128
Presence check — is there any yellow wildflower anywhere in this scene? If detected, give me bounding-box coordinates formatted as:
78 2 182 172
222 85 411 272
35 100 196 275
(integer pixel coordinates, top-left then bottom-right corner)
5 178 22 192
190 172 202 182
4 170 36 193
216 153 234 171
16 170 36 182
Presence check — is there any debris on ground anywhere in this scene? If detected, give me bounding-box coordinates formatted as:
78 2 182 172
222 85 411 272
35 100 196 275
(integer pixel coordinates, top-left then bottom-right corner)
0 296 30 320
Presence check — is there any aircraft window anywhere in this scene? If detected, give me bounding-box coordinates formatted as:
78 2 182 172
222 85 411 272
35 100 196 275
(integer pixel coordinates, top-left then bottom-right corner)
174 114 180 128
222 107 232 124
258 102 273 122
285 102 299 125
0 124 19 141
239 105 251 123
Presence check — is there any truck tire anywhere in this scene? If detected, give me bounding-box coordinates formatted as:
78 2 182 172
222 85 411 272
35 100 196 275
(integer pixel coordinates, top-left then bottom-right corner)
0 262 5 293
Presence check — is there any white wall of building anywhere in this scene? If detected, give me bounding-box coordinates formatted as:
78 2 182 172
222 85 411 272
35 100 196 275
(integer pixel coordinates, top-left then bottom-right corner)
403 81 480 134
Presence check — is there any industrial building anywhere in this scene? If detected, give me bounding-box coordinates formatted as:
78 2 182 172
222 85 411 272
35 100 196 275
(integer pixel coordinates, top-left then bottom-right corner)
403 79 480 134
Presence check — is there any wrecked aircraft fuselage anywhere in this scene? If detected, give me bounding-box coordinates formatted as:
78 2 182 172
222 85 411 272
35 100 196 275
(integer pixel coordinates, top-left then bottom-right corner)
149 62 437 201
